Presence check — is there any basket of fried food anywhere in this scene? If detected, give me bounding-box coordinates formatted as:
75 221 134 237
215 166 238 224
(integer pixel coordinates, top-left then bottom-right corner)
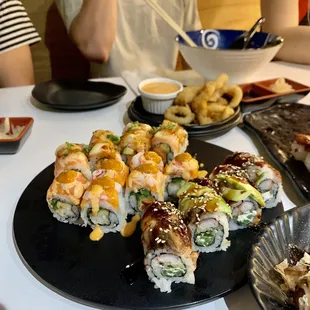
164 74 243 126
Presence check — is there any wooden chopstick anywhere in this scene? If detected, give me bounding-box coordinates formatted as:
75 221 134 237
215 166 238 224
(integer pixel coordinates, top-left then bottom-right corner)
144 0 197 48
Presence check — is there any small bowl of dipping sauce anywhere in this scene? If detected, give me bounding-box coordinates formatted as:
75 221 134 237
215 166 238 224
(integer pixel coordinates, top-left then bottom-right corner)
138 78 183 115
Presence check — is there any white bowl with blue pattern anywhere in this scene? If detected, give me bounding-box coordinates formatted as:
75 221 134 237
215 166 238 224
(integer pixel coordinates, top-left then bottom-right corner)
176 29 283 84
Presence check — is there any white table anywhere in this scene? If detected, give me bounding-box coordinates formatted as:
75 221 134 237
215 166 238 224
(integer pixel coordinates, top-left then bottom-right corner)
0 61 309 310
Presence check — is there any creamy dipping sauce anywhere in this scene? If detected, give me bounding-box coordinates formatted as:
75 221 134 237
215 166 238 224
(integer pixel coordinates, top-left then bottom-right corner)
142 82 180 94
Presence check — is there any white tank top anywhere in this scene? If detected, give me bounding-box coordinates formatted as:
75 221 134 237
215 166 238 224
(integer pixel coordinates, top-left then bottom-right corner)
55 0 201 77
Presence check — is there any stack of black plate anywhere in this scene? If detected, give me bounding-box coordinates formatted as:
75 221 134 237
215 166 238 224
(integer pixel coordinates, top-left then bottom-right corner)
127 96 242 137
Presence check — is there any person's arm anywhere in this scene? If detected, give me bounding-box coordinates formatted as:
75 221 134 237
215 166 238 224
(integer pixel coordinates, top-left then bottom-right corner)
261 0 310 65
68 0 117 63
0 0 41 88
0 45 35 87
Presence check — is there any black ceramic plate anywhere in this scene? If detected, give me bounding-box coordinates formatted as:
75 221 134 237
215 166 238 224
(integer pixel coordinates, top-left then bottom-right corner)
243 102 310 201
13 140 283 310
248 203 310 310
32 80 127 110
128 96 242 137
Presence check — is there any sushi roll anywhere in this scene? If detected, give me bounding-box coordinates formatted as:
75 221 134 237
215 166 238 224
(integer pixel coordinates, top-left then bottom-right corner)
210 164 265 230
54 149 92 181
177 181 231 253
125 163 166 215
88 140 122 170
119 123 154 165
130 151 164 171
92 158 129 187
46 170 90 224
89 130 120 146
224 152 283 208
122 121 154 135
55 142 89 158
80 176 126 235
141 201 199 293
164 152 206 200
291 133 310 172
151 120 188 164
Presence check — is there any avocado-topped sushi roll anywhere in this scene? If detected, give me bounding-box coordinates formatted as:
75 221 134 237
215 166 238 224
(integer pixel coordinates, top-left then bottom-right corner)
164 152 205 200
224 152 282 208
151 120 188 164
80 176 126 235
130 151 164 171
210 164 265 230
125 163 166 215
46 170 90 224
291 133 310 172
88 141 122 170
89 130 120 146
93 158 129 187
119 123 154 165
177 182 231 253
54 149 92 181
141 201 199 293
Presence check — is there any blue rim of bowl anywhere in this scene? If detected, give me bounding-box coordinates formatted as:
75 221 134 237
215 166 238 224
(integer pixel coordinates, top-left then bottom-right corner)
175 29 284 52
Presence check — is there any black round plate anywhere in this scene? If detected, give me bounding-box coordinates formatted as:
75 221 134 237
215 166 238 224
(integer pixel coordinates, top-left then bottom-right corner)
13 140 284 310
32 80 127 111
128 97 242 137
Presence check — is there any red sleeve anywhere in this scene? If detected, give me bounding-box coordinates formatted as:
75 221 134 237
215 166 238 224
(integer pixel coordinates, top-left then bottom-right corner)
299 0 308 22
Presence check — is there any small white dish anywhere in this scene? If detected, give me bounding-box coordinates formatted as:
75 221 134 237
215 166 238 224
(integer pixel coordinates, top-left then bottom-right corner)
138 78 183 115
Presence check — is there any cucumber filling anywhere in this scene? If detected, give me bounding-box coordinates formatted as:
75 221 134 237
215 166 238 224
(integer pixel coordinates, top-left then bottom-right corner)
129 189 154 212
51 199 78 219
235 210 257 226
258 179 278 204
89 208 118 227
160 263 186 278
195 228 217 247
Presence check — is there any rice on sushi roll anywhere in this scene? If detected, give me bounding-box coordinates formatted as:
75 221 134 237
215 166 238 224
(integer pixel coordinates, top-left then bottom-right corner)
210 164 265 230
89 129 120 146
93 158 129 187
125 163 166 215
291 133 310 172
46 170 89 224
224 152 282 208
141 201 199 293
80 176 126 235
130 151 164 171
177 181 231 253
151 120 188 164
164 152 206 200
